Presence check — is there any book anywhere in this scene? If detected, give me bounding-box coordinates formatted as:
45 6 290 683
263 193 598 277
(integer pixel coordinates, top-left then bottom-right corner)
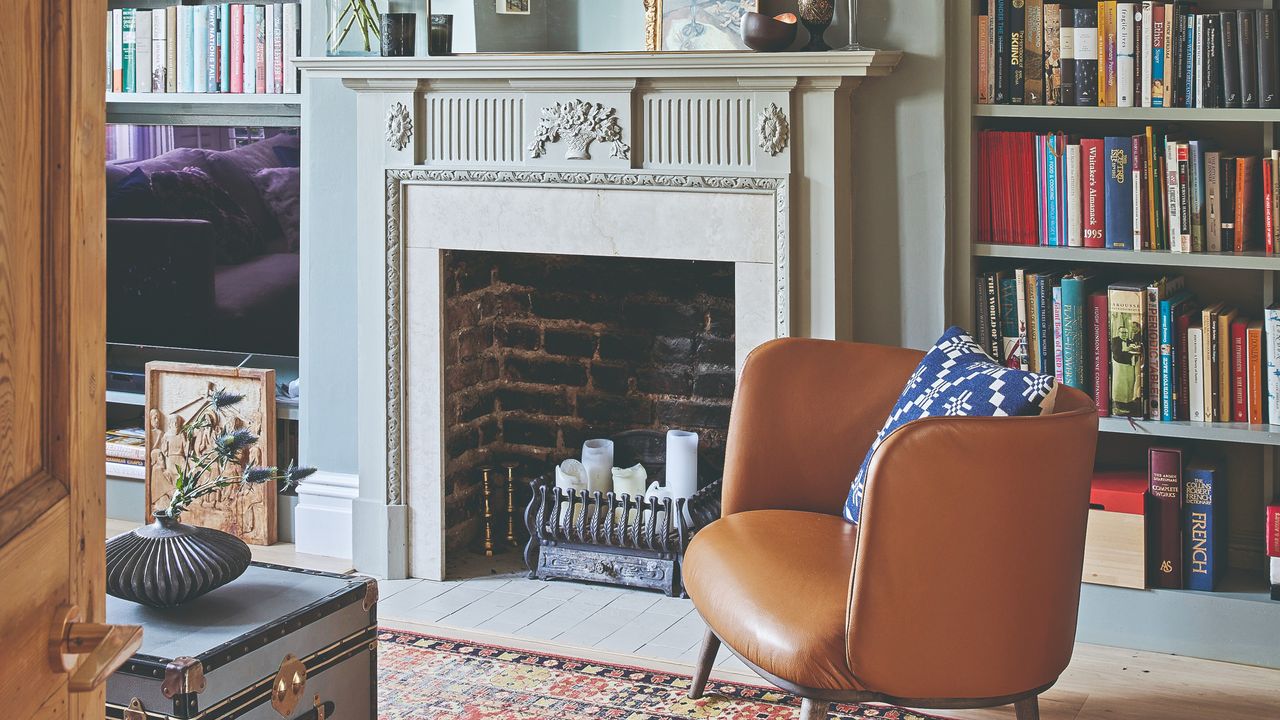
1060 272 1094 390
1140 1 1154 106
1061 5 1078 105
284 2 299 94
1261 10 1279 108
243 3 257 94
151 8 167 92
1240 10 1260 108
1066 140 1084 246
1075 6 1100 105
1105 136 1134 249
1194 13 1204 107
1188 140 1205 252
1159 288 1194 421
177 5 193 93
1053 285 1064 382
1035 272 1059 372
999 274 1021 366
1205 150 1223 252
1132 135 1145 250
1202 303 1224 420
1162 2 1175 106
1235 156 1259 251
1090 291 1111 415
1218 307 1241 422
231 4 244 93
995 0 1010 103
1165 138 1184 252
1015 267 1032 370
206 4 219 92
1108 281 1147 416
121 8 136 94
1148 446 1184 589
1176 142 1191 251
1117 3 1136 106
1046 3 1062 104
1221 154 1238 248
1102 1 1118 106
1231 317 1248 423
265 2 277 94
1266 304 1280 424
979 13 991 103
220 3 232 93
106 11 114 92
165 6 178 93
1248 320 1265 424
193 5 208 93
1151 3 1166 105
255 5 267 94
134 8 152 94
1221 10 1242 107
1183 461 1226 592
1267 504 1280 557
106 460 145 481
1083 138 1107 247
1188 320 1205 421
1176 303 1196 420
1204 13 1221 108
105 427 147 462
1026 0 1045 104
273 4 285 93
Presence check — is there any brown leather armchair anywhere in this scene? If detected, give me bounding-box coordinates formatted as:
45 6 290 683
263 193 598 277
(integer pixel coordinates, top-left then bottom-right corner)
683 338 1098 720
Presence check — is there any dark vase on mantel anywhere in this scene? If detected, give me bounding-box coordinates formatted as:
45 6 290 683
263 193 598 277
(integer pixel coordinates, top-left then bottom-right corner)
105 509 252 608
797 0 835 51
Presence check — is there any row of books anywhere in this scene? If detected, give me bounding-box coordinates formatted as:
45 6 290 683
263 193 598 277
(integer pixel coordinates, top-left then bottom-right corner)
977 2 1280 108
978 128 1280 252
107 3 301 96
106 426 146 480
974 269 1280 424
1142 449 1224 591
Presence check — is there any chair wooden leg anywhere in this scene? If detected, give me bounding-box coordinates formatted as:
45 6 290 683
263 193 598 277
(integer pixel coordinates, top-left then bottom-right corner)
799 698 829 720
688 630 720 699
1014 696 1040 720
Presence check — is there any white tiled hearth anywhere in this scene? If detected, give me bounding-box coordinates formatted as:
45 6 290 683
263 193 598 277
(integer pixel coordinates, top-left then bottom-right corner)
296 51 901 579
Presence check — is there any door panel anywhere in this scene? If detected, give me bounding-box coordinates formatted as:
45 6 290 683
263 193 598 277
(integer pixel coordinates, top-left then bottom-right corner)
0 0 107 718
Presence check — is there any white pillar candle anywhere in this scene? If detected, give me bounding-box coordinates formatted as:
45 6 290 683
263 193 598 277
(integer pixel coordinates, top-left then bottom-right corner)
611 463 648 498
555 459 589 492
665 429 699 499
581 439 614 493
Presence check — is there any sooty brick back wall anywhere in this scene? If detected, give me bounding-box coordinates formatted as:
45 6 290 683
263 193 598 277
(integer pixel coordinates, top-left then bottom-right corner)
441 250 735 554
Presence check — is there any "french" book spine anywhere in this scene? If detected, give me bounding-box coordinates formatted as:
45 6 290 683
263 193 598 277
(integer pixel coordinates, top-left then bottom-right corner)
1183 462 1226 592
1148 446 1184 589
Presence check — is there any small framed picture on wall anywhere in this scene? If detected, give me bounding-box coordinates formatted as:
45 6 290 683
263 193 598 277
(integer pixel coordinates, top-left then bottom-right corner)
497 0 531 14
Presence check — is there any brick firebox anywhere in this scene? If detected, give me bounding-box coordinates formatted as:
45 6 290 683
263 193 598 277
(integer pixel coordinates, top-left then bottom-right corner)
441 250 735 553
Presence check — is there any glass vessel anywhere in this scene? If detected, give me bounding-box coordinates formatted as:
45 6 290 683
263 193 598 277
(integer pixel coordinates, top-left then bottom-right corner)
835 0 877 51
326 0 382 56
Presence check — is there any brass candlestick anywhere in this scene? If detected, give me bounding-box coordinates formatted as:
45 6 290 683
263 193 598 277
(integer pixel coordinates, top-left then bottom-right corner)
502 462 519 545
480 465 495 557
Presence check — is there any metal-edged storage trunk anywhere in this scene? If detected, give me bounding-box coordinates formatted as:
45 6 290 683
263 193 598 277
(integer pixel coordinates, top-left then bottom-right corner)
105 562 376 720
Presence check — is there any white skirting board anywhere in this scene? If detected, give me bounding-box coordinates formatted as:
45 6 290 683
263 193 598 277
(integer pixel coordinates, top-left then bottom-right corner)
293 470 358 559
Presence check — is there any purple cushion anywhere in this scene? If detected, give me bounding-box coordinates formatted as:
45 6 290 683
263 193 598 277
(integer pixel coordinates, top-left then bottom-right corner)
150 167 263 263
106 168 155 218
206 134 299 242
251 167 300 251
115 147 216 178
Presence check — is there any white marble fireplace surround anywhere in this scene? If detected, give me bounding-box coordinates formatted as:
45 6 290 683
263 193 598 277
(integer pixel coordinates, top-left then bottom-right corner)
296 51 899 579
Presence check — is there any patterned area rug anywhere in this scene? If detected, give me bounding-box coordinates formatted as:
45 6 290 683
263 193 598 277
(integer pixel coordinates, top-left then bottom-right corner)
378 628 948 719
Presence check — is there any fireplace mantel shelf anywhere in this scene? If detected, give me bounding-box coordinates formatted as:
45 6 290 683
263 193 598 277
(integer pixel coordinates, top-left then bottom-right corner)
295 50 901 81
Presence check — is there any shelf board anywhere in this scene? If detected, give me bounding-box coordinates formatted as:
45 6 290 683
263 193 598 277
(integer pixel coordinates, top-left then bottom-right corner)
974 103 1280 122
1098 417 1280 445
973 243 1280 270
106 92 301 126
106 389 300 421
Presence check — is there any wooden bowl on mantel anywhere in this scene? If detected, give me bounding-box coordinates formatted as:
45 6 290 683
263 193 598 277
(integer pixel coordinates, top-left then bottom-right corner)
741 12 799 53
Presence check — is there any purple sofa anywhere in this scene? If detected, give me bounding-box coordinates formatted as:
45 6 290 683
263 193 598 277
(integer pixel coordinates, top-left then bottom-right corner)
106 133 300 356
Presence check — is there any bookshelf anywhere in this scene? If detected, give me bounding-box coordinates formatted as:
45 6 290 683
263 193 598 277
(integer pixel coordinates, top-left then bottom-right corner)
952 0 1280 668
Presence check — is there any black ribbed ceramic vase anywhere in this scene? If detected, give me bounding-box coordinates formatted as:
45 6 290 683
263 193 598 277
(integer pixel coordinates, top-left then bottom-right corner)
106 510 252 608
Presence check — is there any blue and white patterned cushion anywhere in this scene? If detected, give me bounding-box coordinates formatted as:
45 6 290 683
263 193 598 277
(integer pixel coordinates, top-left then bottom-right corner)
842 326 1058 525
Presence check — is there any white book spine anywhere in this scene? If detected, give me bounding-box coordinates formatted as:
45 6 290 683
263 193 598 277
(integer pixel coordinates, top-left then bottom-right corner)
265 4 276 94
1066 143 1084 247
243 6 257 95
1166 140 1182 252
1141 2 1154 106
112 9 123 92
176 6 191 93
106 13 113 91
1195 15 1205 108
135 9 152 93
105 461 145 481
1188 326 1205 422
1267 306 1280 424
151 9 167 92
283 3 299 94
1117 3 1136 107
193 6 209 93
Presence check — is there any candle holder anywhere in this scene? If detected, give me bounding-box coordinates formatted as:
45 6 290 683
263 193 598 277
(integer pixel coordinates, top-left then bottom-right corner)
480 465 496 557
380 12 416 57
834 0 876 52
797 0 835 52
428 14 453 56
502 462 519 546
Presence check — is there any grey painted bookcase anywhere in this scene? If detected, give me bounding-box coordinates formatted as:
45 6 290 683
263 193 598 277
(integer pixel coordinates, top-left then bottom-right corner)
950 0 1280 668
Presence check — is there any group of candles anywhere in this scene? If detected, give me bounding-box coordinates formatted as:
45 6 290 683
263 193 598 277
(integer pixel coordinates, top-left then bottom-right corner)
554 429 700 501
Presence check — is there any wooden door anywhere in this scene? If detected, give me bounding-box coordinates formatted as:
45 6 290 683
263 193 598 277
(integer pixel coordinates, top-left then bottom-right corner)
0 0 126 718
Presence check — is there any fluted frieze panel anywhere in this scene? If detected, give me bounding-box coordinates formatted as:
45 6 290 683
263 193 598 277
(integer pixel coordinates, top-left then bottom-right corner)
642 95 754 170
426 95 525 165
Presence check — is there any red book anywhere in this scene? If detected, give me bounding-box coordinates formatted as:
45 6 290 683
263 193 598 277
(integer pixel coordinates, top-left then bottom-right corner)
1148 447 1184 589
1267 504 1280 557
1082 138 1107 248
230 5 244 93
1090 292 1110 416
1236 157 1258 252
1231 319 1249 422
1248 320 1264 424
1265 159 1274 251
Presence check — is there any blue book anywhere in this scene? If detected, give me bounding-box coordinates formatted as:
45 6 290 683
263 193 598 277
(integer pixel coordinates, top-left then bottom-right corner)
1184 462 1226 591
1104 136 1134 249
1185 23 1195 108
1159 289 1195 421
219 4 231 93
1059 273 1093 390
177 6 194 93
1046 134 1061 247
1037 135 1048 245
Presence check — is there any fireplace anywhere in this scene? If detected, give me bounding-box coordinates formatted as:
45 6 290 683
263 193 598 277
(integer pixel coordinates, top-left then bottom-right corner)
441 250 734 554
296 50 900 578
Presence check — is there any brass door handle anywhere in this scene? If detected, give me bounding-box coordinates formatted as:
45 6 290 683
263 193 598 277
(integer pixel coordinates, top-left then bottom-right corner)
49 604 144 692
